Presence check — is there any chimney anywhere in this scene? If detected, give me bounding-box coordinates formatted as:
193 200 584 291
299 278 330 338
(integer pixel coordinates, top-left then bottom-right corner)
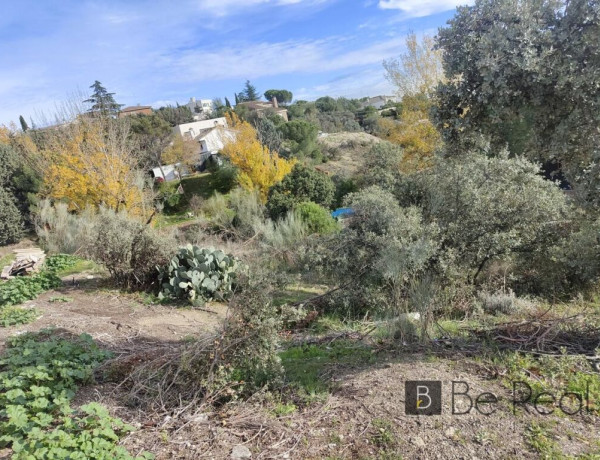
271 96 278 108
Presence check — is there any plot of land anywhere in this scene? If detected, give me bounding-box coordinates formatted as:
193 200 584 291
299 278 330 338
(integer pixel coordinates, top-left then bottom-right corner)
1 273 598 459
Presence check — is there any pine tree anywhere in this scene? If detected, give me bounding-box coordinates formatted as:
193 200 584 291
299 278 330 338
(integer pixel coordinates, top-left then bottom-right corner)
19 115 29 132
241 80 259 101
84 81 123 117
235 93 240 105
225 97 232 108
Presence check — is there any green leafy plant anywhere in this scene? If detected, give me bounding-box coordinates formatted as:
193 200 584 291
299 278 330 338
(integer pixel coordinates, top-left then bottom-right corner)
44 254 80 273
0 271 62 307
158 245 241 304
266 164 335 220
0 306 39 327
0 331 150 459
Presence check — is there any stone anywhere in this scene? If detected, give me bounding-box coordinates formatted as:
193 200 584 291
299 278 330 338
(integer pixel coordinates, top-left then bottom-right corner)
445 427 456 438
231 445 252 459
412 436 426 448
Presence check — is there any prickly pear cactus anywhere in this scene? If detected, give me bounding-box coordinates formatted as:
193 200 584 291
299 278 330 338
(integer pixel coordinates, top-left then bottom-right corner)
158 245 240 303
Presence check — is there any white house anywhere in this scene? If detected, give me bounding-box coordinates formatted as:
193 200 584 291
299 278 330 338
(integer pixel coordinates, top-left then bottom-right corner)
360 95 399 110
173 118 227 140
186 97 215 120
171 117 235 172
151 163 189 181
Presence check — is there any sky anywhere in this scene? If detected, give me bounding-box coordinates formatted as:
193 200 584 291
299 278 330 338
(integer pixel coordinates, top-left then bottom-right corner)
0 0 472 126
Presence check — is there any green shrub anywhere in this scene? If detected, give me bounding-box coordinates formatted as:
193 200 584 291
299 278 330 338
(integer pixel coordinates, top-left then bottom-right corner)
229 188 265 238
159 246 241 304
212 163 238 194
160 187 182 212
37 203 175 290
294 202 339 235
202 192 235 229
86 208 176 290
477 290 517 315
361 142 405 194
0 271 62 307
266 164 335 219
257 212 308 252
0 186 24 246
0 332 148 459
35 200 95 255
314 186 440 317
333 177 358 208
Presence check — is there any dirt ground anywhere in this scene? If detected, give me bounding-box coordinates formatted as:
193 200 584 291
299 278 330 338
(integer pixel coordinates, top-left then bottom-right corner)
93 348 599 460
0 276 227 353
1 276 599 459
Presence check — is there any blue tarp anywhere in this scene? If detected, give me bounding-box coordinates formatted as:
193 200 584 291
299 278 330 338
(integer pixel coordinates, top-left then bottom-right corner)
331 207 355 219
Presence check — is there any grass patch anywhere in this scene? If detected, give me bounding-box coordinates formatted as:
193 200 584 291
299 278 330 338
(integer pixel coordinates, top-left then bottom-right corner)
0 253 15 269
154 212 197 228
371 418 397 449
280 340 375 400
273 284 328 308
160 173 234 212
55 259 100 277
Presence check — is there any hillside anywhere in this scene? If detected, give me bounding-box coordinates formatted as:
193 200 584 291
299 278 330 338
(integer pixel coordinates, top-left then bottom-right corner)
317 131 381 177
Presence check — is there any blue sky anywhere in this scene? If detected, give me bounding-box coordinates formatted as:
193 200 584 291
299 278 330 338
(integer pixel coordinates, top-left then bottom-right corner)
0 0 472 126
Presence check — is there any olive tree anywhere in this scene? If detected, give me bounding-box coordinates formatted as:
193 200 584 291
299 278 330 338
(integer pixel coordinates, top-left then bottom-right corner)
417 153 570 282
316 186 440 317
434 0 600 207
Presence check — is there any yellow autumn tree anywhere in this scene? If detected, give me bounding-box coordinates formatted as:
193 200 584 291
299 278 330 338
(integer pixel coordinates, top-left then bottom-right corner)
221 112 295 201
162 135 198 171
42 119 149 217
379 33 445 173
377 95 442 173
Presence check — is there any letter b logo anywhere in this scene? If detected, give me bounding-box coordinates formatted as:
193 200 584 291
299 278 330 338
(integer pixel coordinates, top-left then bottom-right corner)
405 381 442 415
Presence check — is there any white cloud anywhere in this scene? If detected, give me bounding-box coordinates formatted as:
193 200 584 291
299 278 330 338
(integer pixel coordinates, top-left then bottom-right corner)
294 67 395 100
166 36 405 81
378 0 473 17
196 0 325 17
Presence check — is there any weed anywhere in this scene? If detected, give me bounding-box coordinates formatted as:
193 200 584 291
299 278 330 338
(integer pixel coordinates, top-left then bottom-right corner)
525 422 561 458
0 253 15 268
44 254 79 273
272 402 297 417
371 418 396 448
0 271 62 307
48 295 73 303
492 350 600 414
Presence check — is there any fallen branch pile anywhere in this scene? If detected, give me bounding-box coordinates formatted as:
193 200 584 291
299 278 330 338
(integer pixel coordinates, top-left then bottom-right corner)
469 307 600 355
